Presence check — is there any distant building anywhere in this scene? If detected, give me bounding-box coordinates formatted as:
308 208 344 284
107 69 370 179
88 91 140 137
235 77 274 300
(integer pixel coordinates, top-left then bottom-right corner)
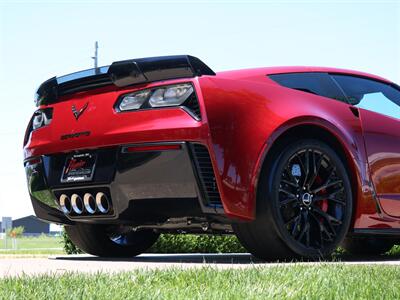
1 217 12 233
0 215 60 236
12 215 50 236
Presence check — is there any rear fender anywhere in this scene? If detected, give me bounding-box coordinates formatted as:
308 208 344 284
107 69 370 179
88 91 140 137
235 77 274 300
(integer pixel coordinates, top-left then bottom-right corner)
199 76 373 222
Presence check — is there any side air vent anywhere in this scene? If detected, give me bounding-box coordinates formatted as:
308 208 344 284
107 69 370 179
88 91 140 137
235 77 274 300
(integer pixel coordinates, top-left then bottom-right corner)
190 144 222 207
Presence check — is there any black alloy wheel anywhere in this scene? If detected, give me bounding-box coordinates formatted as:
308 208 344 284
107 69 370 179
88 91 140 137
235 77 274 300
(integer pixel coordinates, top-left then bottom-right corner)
278 146 347 251
233 139 353 260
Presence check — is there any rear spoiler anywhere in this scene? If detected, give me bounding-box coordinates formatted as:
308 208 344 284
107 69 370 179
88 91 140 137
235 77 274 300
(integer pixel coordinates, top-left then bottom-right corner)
35 55 215 106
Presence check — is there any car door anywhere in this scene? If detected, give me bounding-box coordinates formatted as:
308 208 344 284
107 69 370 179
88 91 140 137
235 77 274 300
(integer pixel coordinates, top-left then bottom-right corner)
332 74 400 217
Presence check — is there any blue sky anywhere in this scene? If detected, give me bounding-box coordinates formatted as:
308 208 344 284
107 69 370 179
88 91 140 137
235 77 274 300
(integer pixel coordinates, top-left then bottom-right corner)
0 0 399 218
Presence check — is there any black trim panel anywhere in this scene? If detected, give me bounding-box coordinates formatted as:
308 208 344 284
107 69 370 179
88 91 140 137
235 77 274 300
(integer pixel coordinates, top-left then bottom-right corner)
189 143 223 212
352 228 400 237
30 194 74 225
35 55 215 106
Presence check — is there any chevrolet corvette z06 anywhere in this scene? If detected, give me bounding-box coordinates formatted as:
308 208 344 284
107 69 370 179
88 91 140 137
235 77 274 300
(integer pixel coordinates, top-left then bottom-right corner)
24 55 400 259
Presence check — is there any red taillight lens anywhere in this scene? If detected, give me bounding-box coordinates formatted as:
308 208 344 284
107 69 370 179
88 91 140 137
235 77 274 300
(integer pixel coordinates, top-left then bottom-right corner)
24 108 53 146
25 157 41 166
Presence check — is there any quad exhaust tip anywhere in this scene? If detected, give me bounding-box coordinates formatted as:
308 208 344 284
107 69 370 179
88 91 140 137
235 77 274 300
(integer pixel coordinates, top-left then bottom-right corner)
59 194 72 214
96 192 110 214
83 193 96 214
59 192 111 215
71 194 84 214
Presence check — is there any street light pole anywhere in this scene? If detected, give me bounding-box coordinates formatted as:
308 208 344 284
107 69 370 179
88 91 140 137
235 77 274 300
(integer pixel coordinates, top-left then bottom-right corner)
92 41 99 73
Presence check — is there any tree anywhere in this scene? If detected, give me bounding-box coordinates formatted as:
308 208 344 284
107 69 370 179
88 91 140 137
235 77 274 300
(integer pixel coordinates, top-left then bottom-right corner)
5 226 25 249
7 226 25 238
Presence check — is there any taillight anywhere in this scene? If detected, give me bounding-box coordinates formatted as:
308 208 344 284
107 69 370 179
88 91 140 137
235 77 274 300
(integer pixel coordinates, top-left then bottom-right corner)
115 83 201 120
32 108 53 130
24 108 53 145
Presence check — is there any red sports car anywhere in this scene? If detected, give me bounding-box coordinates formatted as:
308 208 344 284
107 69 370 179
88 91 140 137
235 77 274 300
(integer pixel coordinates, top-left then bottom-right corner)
24 55 400 260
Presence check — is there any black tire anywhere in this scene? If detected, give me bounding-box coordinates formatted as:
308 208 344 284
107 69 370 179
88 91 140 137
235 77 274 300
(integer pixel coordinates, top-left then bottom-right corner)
65 223 159 257
233 139 353 261
342 237 394 256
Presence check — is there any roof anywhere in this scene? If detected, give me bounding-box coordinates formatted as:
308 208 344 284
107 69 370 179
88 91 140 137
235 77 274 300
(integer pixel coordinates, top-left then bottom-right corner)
216 66 392 84
13 215 40 222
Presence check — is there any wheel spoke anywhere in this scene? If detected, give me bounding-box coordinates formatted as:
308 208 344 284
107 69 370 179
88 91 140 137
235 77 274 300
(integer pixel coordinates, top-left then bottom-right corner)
319 222 334 241
310 212 334 242
330 198 345 205
316 196 345 205
313 187 346 205
314 180 342 194
316 215 324 246
311 178 342 194
297 212 309 242
312 207 341 237
302 149 310 188
313 187 344 199
308 153 323 188
281 179 298 188
280 196 298 207
293 151 309 188
313 207 341 224
285 214 300 226
291 214 302 236
305 224 311 247
279 188 296 198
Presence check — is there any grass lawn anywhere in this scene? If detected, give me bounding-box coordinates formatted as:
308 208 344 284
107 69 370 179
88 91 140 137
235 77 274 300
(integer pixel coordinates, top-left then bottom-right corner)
1 265 400 299
1 236 400 299
0 235 64 255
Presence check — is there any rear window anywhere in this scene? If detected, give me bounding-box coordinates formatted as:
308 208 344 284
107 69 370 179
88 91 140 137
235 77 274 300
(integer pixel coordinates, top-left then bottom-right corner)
268 72 347 103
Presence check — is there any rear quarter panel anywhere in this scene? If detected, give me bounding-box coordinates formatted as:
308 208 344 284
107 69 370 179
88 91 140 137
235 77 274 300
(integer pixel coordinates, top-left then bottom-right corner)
199 76 378 225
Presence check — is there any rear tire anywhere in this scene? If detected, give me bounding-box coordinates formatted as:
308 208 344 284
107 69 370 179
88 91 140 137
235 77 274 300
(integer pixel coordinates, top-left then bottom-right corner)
342 237 394 256
233 139 353 261
65 223 159 257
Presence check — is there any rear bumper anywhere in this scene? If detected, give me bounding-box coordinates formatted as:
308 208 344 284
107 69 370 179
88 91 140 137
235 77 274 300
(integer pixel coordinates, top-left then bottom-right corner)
25 142 224 225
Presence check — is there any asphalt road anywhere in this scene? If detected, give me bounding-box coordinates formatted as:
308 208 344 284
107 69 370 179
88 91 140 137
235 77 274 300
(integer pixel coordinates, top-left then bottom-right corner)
1 253 400 277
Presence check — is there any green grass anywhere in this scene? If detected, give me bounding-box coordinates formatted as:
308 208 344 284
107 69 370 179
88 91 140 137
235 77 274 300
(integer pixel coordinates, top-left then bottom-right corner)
1 265 400 299
0 235 64 255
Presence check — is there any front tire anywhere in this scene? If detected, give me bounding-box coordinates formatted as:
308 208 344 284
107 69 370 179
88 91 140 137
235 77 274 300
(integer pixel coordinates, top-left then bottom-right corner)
234 139 353 260
65 224 159 257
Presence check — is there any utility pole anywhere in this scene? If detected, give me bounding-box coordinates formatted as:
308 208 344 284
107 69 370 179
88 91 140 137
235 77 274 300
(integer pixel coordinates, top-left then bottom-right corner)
92 41 99 73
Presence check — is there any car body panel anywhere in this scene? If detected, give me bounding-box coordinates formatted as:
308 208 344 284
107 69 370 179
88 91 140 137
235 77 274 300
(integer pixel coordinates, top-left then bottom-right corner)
357 108 400 218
